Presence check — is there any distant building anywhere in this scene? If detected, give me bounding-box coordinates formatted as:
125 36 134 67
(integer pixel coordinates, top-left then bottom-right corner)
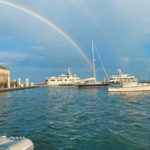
0 66 10 88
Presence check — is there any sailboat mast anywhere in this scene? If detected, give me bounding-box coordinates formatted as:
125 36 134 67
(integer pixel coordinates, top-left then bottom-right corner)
92 40 96 81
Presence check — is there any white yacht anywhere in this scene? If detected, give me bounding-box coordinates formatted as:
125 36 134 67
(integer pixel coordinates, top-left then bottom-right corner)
108 74 150 92
46 68 81 86
108 69 138 84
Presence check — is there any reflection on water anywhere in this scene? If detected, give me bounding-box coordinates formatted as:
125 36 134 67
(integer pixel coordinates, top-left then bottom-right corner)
0 92 11 98
0 92 11 128
0 92 11 113
47 86 99 98
109 91 150 96
108 91 150 102
77 87 99 96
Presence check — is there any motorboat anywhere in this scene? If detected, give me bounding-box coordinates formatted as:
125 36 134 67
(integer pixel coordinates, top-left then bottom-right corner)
108 76 150 92
0 136 34 150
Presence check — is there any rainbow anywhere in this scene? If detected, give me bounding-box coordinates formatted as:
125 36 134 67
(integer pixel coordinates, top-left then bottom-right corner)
0 0 93 68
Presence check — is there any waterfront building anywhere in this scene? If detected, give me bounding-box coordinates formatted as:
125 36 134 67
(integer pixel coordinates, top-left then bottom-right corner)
0 66 10 88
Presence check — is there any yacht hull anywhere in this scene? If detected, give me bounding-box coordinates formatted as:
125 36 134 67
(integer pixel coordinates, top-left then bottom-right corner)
78 83 109 88
108 85 150 92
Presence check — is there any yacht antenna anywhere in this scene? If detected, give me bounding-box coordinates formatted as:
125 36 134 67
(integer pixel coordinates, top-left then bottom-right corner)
92 40 96 81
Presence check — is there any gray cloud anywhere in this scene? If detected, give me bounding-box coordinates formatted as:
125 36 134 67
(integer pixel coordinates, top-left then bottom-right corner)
0 0 150 80
0 51 28 60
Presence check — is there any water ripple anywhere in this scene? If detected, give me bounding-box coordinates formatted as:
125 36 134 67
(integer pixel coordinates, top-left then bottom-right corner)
0 87 150 150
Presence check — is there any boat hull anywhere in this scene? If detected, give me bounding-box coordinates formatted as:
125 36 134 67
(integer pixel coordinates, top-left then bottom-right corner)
78 83 109 88
108 85 150 92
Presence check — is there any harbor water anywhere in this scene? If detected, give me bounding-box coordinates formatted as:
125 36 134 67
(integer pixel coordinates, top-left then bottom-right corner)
0 87 150 150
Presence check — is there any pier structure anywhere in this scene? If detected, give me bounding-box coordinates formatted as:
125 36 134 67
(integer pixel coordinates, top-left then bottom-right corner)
8 77 10 88
30 82 34 87
25 78 29 87
0 65 47 93
18 77 21 87
21 83 24 87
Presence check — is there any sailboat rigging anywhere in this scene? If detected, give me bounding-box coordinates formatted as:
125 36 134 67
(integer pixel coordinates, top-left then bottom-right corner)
92 40 96 81
78 40 109 88
94 43 109 79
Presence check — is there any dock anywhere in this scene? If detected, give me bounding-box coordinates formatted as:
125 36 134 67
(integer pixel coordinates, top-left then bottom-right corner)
0 85 47 93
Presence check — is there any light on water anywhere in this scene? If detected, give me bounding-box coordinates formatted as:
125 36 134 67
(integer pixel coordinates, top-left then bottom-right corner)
0 87 150 150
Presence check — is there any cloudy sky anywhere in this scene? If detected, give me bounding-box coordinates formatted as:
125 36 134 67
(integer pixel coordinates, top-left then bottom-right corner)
0 0 150 82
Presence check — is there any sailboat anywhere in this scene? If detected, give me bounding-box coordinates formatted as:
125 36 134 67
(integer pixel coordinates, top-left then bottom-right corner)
78 40 109 88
